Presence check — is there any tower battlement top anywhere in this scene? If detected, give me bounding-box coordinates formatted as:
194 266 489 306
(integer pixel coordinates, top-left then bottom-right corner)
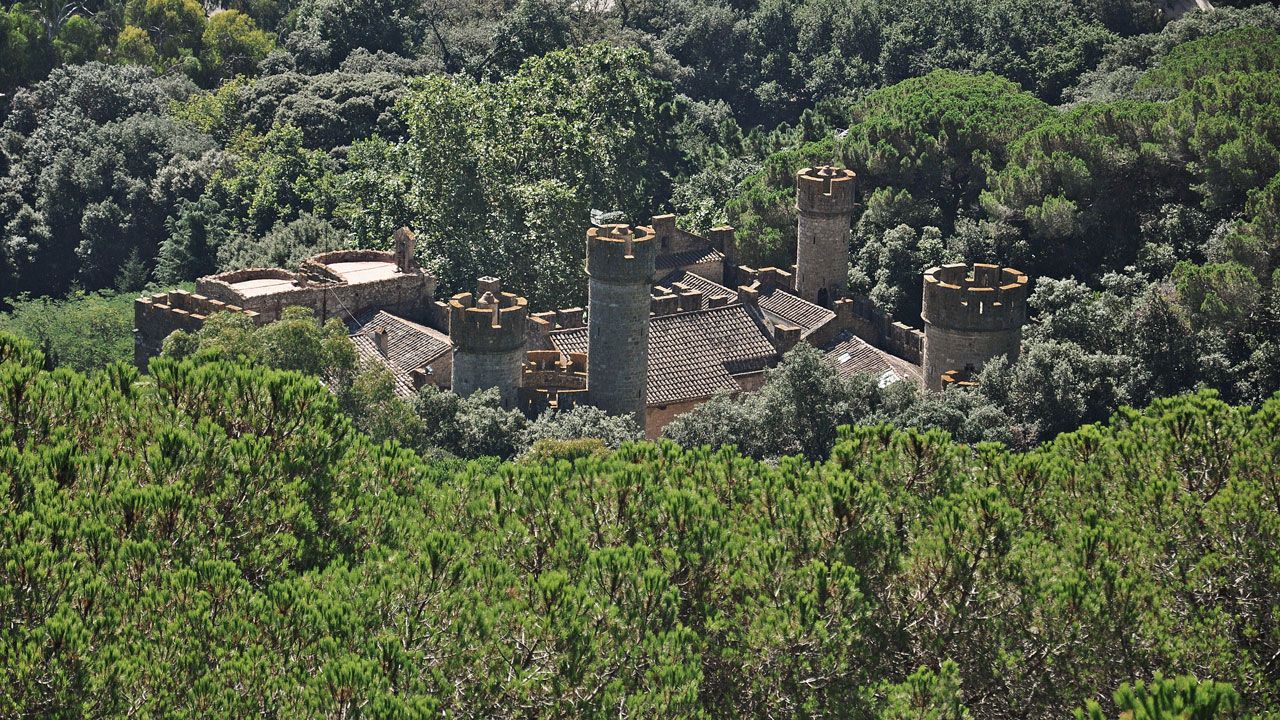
448 278 528 351
796 166 857 214
922 263 1029 330
586 224 658 282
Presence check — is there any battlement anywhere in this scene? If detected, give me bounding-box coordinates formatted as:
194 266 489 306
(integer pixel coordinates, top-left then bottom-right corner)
922 263 1029 331
308 248 399 268
651 293 680 316
519 350 589 414
133 289 261 368
586 224 658 283
448 277 528 353
796 166 857 215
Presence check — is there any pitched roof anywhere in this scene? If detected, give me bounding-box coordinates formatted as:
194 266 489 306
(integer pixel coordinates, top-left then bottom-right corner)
549 304 780 406
821 331 923 386
349 311 451 397
658 270 836 336
655 244 725 271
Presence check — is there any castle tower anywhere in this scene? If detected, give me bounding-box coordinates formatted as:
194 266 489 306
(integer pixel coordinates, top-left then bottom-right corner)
586 224 657 425
449 277 528 408
921 263 1029 391
795 166 857 307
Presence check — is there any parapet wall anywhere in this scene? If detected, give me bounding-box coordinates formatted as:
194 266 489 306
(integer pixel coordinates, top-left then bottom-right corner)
824 296 924 366
527 307 586 349
796 166 857 216
307 249 398 267
519 350 589 414
133 289 261 368
921 263 1029 331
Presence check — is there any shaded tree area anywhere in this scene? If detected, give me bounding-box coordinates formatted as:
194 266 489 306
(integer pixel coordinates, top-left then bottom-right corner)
1 332 1278 717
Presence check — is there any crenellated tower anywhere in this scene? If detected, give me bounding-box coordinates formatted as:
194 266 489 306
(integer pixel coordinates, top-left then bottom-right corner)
921 263 1029 391
795 165 857 308
585 224 657 425
448 277 528 408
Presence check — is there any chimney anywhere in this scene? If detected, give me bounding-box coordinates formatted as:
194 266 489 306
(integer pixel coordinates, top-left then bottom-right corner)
372 327 389 355
738 284 760 307
394 227 416 273
677 289 703 313
651 213 677 251
556 307 584 328
651 294 679 316
758 267 792 289
775 324 802 353
477 276 502 295
707 294 731 309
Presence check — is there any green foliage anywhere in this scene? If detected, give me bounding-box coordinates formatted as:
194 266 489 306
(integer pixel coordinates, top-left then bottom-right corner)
520 405 643 450
0 291 135 371
204 123 339 240
1172 261 1263 327
0 63 211 297
200 9 273 81
1138 27 1280 93
412 385 527 459
2 332 1279 715
0 8 55 95
124 0 207 61
342 43 678 304
1076 674 1248 719
983 100 1179 277
847 71 1052 225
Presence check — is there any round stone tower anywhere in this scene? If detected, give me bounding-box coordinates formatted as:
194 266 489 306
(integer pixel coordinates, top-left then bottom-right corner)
449 276 528 408
586 224 657 425
795 165 857 308
921 263 1030 391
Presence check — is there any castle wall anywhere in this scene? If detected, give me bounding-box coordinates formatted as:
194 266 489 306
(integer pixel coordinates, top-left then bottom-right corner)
452 347 526 406
587 224 657 425
821 296 925 366
195 255 436 325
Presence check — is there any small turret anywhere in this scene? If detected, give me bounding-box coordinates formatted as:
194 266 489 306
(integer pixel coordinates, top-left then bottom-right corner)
449 277 528 408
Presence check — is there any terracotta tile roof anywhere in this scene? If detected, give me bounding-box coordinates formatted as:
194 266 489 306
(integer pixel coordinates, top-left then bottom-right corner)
658 270 835 335
821 331 923 386
655 244 725 271
349 311 451 397
549 304 780 406
758 285 835 333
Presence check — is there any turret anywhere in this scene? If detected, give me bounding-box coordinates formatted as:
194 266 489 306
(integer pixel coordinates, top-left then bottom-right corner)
585 224 657 425
794 166 857 307
921 263 1029 391
448 277 528 408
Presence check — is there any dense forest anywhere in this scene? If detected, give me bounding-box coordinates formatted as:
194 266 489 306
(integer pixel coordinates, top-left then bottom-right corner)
3 333 1279 717
3 0 1280 715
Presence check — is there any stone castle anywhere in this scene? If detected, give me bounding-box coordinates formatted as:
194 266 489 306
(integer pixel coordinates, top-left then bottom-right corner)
135 166 1030 437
